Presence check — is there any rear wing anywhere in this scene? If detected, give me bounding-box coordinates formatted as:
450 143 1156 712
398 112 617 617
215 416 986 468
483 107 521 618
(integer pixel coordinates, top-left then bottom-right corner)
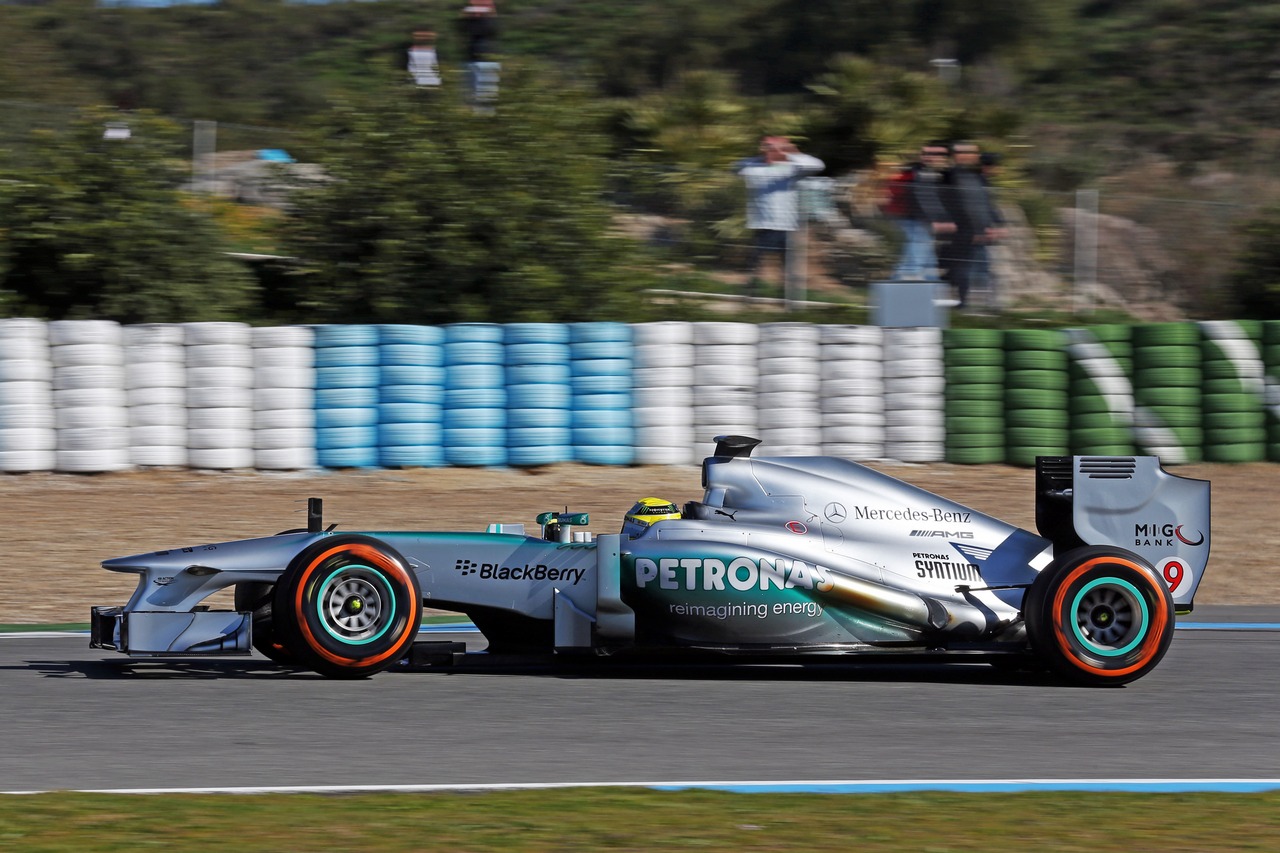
1036 456 1210 613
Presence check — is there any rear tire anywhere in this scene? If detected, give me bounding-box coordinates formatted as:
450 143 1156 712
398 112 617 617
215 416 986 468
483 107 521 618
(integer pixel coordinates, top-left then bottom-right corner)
275 535 422 679
1024 546 1174 686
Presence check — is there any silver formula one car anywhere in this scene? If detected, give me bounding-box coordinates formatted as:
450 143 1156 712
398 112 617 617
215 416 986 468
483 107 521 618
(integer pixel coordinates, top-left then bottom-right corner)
92 436 1211 686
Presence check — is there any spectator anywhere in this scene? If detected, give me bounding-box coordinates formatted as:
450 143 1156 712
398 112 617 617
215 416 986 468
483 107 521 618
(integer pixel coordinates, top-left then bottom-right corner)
940 141 1003 308
407 29 442 89
731 135 824 295
459 0 500 106
886 141 954 281
971 151 1008 307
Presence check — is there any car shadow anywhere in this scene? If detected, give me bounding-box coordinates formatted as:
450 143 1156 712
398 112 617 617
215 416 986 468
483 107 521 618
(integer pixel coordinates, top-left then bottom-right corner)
14 657 321 680
397 655 1075 688
12 654 1082 687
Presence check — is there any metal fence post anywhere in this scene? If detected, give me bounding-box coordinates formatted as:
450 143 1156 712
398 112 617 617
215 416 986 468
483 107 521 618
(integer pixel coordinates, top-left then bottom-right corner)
784 218 807 311
1074 187 1099 314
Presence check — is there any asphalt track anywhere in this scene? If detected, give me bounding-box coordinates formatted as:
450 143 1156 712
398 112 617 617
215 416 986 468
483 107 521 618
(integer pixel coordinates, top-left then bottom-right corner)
2 606 1279 794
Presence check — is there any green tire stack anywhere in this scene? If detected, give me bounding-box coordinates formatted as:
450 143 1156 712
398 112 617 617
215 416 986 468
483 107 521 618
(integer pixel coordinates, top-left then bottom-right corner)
943 328 1005 464
1263 320 1280 461
1198 320 1266 463
1131 322 1202 464
1002 329 1069 467
1066 325 1135 456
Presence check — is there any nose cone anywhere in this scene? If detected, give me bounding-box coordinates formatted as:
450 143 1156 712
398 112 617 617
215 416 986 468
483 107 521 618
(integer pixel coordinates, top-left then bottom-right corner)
101 548 196 572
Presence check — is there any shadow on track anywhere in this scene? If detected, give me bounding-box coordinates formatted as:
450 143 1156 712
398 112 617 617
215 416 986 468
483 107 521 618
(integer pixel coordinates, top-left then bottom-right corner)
400 657 1075 688
11 654 1085 686
12 658 321 680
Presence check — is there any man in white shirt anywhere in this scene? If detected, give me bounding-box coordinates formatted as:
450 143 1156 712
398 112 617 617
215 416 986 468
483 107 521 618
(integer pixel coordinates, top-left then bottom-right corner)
731 136 824 295
408 29 442 88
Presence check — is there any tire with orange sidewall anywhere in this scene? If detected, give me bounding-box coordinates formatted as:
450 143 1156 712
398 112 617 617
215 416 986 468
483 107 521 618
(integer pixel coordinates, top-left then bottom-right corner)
1024 546 1174 687
275 535 421 679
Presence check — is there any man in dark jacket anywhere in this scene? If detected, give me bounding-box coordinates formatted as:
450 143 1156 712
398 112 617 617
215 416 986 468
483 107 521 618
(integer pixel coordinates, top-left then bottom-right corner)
940 141 1003 307
890 141 954 281
459 1 499 105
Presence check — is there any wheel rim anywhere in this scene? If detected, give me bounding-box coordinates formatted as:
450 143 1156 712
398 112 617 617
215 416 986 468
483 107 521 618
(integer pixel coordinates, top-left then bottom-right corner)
1070 577 1148 656
317 565 397 645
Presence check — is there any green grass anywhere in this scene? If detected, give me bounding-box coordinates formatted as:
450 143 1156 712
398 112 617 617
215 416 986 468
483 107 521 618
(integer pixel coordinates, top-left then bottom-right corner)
1 790 1278 851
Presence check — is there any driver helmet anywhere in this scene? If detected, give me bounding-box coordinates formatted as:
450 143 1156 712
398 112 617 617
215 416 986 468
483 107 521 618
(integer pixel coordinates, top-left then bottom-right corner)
621 497 681 537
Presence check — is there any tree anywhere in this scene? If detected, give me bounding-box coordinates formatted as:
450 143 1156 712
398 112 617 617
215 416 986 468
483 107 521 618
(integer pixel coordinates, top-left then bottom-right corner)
802 54 957 174
0 108 257 322
275 62 649 324
620 69 782 242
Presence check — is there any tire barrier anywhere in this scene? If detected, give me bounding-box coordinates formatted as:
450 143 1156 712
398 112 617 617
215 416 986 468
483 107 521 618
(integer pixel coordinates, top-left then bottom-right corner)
570 322 633 466
0 318 55 472
757 323 822 456
184 322 255 471
443 323 506 467
693 322 758 461
1002 329 1070 467
504 323 571 468
52 320 130 473
883 327 944 463
377 324 444 469
632 322 695 466
313 324 380 469
1066 325 1135 458
943 327 1004 465
1266 320 1280 462
253 325 316 471
126 324 188 469
820 324 884 460
1198 320 1266 463
1132 322 1203 464
0 319 1278 472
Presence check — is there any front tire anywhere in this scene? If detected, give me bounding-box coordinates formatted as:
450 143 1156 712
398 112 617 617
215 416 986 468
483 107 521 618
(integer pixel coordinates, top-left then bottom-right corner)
1024 546 1174 687
275 535 422 679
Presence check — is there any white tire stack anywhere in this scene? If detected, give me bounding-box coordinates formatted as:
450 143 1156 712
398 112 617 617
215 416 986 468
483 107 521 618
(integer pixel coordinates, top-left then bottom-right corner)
0 318 55 472
882 326 945 462
632 322 695 466
820 325 885 460
252 326 316 470
124 324 187 468
50 320 130 473
184 322 254 470
757 323 822 456
692 322 759 459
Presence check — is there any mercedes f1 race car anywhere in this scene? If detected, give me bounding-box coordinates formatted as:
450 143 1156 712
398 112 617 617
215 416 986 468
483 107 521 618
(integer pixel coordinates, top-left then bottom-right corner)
92 436 1211 686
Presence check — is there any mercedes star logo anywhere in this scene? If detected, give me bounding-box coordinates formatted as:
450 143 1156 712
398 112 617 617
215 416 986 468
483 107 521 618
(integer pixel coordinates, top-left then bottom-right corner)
824 502 847 523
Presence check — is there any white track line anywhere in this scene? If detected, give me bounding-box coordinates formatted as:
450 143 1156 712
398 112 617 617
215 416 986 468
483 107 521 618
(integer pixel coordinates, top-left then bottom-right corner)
5 778 1280 796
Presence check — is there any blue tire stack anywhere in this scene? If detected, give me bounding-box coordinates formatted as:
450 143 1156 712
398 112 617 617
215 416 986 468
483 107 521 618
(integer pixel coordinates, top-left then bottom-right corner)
443 323 506 467
378 324 445 468
504 323 572 467
314 324 381 468
570 322 633 465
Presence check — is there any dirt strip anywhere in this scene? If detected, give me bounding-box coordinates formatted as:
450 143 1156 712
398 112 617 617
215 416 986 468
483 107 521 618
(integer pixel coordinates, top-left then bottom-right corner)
0 461 1269 624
